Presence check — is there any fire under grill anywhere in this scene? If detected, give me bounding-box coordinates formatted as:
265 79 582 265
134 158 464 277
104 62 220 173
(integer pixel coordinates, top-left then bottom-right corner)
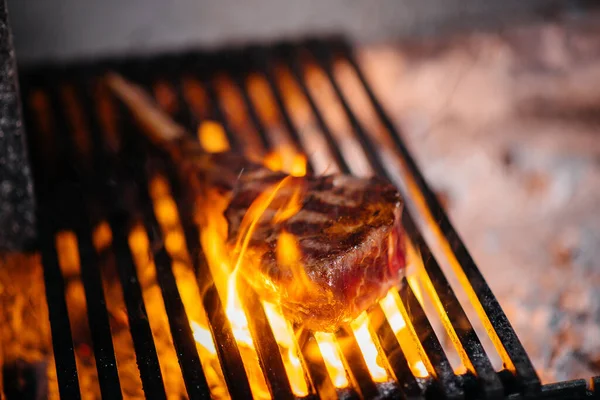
14 39 598 399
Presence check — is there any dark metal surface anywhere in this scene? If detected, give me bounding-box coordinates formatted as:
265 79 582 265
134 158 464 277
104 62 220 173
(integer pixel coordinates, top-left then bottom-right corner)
0 0 35 251
17 39 599 399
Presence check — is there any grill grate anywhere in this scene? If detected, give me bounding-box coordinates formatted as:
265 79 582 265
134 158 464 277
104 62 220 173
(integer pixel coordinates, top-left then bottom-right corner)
17 38 589 399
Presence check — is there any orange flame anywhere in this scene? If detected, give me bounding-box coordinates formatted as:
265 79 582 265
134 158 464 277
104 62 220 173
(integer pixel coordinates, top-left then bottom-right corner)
413 361 428 378
380 291 406 334
263 145 307 177
315 332 348 388
148 175 229 398
225 273 254 347
263 302 309 397
224 174 306 346
190 321 217 355
198 120 230 153
197 155 307 399
351 313 388 382
192 134 316 399
197 188 256 348
154 196 178 226
194 129 417 395
405 242 425 305
273 188 303 223
380 289 430 378
275 231 317 299
92 221 112 251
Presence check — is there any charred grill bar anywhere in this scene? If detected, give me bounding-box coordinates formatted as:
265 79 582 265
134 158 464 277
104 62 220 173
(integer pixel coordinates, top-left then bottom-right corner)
15 39 599 399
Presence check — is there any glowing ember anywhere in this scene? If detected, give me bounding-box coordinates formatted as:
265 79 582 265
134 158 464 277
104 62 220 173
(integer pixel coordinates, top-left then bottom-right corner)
315 332 348 388
198 120 230 153
190 321 217 355
351 313 388 382
455 365 468 375
246 74 279 127
149 175 170 198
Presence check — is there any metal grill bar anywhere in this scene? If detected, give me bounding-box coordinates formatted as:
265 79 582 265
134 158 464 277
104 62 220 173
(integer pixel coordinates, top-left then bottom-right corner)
371 305 420 398
402 212 502 397
277 43 466 399
48 80 123 399
115 69 212 398
127 143 210 398
254 46 440 399
195 60 241 153
241 289 295 400
303 40 512 395
335 328 379 399
251 49 307 156
161 61 197 132
230 67 271 152
37 214 82 400
298 331 338 399
67 73 169 399
304 41 387 179
280 44 350 173
393 277 455 398
334 39 541 396
144 67 297 400
37 216 82 399
203 286 253 399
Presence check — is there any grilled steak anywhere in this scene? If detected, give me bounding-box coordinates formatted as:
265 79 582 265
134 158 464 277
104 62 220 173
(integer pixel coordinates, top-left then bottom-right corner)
108 74 407 331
